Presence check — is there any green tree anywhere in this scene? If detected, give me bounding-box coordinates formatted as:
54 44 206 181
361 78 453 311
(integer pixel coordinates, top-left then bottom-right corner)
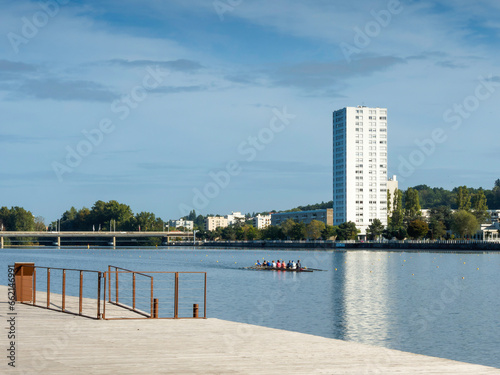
428 206 453 230
451 210 480 238
0 206 36 231
389 189 404 228
289 222 306 240
305 220 325 240
34 216 46 231
9 207 36 231
366 219 384 240
321 225 337 240
261 225 285 240
404 187 422 222
456 186 472 211
245 226 261 241
471 189 489 223
428 219 447 239
337 222 359 240
495 179 500 188
386 189 405 239
280 219 296 240
89 200 134 230
135 212 159 231
407 219 429 239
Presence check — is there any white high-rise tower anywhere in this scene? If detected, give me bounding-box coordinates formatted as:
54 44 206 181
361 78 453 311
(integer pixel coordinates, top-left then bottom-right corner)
333 106 390 236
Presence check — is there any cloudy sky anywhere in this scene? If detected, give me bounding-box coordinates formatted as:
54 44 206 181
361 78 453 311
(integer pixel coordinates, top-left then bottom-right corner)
1 0 499 222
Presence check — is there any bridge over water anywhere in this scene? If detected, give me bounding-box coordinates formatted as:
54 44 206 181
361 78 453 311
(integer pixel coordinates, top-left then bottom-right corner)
0 231 194 248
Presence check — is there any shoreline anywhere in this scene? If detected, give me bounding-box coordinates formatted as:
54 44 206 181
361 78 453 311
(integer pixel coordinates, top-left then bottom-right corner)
2 241 500 252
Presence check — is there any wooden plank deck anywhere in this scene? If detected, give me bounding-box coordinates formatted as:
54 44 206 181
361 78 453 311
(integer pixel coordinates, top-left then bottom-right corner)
1 285 499 374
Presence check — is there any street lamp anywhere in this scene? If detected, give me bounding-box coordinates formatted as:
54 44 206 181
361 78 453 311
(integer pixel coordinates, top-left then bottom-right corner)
193 229 199 245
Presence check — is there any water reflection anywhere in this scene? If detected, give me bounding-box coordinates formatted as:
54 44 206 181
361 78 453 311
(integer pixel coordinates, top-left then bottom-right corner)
1 248 499 369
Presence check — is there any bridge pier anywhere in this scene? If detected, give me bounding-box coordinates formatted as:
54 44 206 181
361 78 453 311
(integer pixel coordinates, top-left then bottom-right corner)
57 237 61 247
1 237 3 249
112 237 116 247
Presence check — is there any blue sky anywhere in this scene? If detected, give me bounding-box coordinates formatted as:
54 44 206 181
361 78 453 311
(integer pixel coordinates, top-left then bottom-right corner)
1 0 499 223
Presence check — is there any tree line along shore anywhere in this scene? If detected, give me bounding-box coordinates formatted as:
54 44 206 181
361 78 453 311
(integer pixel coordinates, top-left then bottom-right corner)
1 181 499 245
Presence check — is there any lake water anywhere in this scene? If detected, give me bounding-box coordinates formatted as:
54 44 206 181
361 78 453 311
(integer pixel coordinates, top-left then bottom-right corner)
1 247 499 368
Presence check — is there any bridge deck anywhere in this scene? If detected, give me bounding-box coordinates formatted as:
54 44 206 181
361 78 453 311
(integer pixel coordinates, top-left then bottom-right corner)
0 231 193 238
1 285 499 374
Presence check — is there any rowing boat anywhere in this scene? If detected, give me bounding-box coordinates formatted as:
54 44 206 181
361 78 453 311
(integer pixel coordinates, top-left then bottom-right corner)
245 266 313 272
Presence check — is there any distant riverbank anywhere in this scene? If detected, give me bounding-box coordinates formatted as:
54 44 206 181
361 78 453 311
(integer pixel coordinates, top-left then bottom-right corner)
197 240 500 251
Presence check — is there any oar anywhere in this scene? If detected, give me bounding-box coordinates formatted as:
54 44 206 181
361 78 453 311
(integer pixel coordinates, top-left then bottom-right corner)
303 267 327 271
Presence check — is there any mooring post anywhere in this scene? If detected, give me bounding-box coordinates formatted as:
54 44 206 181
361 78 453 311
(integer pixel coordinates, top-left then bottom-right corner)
153 298 159 318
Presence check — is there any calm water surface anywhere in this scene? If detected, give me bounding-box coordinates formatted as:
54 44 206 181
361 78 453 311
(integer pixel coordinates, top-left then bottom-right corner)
1 247 499 368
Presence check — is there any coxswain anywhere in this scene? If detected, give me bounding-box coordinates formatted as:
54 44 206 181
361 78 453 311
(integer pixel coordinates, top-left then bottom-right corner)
297 260 302 269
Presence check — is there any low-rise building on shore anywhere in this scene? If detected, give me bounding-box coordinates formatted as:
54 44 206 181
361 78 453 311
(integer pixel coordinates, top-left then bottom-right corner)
271 209 334 227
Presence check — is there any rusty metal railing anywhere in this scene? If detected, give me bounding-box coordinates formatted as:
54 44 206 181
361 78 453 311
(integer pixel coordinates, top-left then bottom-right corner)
13 263 206 320
105 266 207 320
14 264 104 319
106 266 154 319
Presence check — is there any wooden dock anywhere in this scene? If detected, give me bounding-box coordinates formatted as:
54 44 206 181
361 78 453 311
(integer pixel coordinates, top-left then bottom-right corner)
1 285 499 374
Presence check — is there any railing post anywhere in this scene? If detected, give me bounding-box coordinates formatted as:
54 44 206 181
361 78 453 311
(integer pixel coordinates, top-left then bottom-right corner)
154 298 159 318
150 277 154 318
47 268 51 308
97 272 102 319
79 271 83 315
115 268 119 304
174 273 179 319
62 269 66 311
33 267 36 305
108 266 111 302
133 273 136 310
102 272 107 320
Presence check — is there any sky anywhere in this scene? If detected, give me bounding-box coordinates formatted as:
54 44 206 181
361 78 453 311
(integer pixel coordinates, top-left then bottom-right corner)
1 0 499 223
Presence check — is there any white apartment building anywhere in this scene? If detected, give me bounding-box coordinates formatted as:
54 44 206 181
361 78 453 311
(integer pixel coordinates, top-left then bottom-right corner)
205 216 228 231
168 219 194 231
253 214 271 229
226 211 245 226
333 106 390 235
